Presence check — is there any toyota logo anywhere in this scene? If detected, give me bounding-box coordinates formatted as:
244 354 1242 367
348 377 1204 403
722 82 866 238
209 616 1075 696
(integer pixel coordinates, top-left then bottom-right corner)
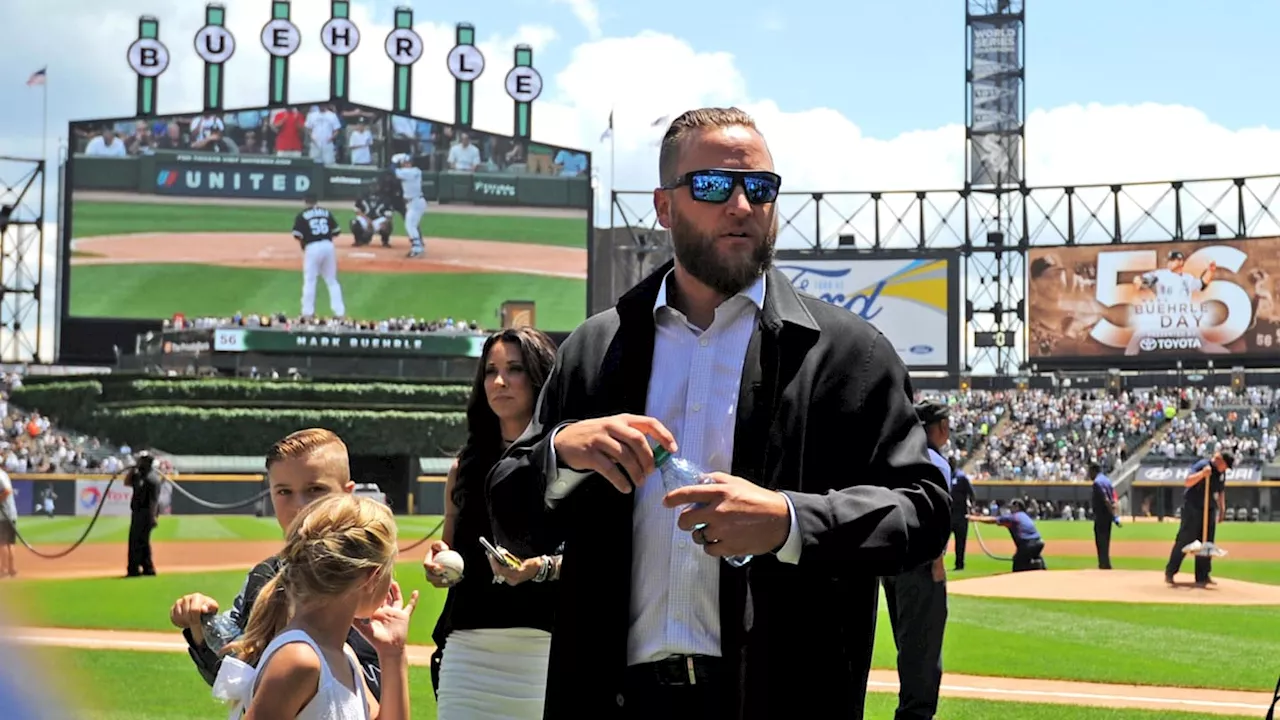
1139 336 1158 352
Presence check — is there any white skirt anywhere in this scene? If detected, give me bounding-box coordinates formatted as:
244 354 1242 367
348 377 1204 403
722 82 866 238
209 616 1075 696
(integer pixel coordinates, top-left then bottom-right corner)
436 627 551 720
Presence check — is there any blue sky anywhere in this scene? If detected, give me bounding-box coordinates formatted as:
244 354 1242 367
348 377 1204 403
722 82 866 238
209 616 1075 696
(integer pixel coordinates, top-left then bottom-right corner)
433 0 1280 138
0 0 1278 363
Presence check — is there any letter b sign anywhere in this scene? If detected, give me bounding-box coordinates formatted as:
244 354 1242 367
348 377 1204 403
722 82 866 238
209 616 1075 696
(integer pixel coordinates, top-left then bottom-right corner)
128 38 171 77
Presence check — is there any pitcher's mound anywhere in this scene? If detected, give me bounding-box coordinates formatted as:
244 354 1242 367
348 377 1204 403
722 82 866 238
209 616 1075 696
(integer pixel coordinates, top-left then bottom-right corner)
948 569 1280 605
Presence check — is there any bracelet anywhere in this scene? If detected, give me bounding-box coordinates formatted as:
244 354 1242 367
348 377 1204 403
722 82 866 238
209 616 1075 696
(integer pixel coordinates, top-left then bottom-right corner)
532 556 552 583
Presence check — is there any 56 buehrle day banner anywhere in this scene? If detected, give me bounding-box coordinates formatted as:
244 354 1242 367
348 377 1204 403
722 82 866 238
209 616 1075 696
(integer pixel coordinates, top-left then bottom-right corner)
1027 238 1280 361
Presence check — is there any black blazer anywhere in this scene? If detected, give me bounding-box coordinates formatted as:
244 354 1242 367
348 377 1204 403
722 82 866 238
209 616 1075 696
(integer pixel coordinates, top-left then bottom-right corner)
487 261 951 719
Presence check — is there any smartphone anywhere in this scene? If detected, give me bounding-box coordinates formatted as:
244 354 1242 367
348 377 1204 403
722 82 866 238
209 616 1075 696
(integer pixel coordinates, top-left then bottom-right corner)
478 536 522 570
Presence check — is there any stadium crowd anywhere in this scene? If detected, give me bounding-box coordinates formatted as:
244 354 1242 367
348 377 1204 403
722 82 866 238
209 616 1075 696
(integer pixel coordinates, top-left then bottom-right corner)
921 387 1186 482
1153 385 1280 462
0 372 132 475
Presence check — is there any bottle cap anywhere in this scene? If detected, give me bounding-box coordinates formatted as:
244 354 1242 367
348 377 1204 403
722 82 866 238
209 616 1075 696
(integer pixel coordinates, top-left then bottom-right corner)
651 442 672 466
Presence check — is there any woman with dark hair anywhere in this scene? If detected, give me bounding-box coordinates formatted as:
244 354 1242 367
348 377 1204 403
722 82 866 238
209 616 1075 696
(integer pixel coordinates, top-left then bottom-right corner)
422 327 562 720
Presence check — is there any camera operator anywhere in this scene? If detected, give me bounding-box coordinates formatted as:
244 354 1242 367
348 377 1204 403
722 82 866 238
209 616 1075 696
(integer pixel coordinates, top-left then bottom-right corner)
124 451 162 577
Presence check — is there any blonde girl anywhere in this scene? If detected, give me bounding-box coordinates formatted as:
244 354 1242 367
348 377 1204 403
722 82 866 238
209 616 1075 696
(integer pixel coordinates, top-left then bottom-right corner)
216 494 417 720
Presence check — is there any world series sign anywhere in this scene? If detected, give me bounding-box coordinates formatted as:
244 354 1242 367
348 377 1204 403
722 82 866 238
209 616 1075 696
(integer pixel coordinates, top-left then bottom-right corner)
123 3 543 139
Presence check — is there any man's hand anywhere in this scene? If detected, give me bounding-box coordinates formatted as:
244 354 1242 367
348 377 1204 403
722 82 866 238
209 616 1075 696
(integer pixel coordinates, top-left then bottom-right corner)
663 473 790 559
552 414 677 494
170 593 218 646
1218 509 1227 524
931 555 947 582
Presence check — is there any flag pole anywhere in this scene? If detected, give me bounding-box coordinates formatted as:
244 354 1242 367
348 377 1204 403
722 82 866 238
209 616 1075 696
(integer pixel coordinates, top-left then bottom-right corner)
609 108 616 216
41 76 48 169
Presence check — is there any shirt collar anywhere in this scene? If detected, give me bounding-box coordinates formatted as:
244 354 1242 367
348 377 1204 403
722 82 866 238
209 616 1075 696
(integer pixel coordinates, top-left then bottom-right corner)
653 268 767 318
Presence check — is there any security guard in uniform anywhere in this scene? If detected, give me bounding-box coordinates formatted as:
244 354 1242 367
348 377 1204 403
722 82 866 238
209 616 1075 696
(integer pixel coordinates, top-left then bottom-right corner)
124 452 162 577
1089 461 1120 569
971 498 1047 572
950 461 975 570
1165 450 1232 586
882 399 951 720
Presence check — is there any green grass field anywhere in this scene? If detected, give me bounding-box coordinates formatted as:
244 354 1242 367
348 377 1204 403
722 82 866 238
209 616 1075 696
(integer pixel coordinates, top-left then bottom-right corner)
8 515 1279 718
17 514 1280 546
34 648 1256 720
67 200 589 326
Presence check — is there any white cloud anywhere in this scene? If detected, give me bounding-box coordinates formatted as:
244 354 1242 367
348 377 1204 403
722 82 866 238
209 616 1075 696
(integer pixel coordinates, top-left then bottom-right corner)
549 0 602 39
2 2 1280 361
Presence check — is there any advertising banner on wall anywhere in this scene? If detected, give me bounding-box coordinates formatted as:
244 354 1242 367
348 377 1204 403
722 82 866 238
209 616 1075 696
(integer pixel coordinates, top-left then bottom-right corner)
75 479 134 517
11 480 33 517
211 328 487 358
1135 464 1262 484
775 253 960 370
1026 238 1280 363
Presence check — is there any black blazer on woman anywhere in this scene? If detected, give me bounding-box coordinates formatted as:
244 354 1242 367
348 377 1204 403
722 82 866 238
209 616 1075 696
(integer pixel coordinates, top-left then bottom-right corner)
430 457 560 694
486 261 952 719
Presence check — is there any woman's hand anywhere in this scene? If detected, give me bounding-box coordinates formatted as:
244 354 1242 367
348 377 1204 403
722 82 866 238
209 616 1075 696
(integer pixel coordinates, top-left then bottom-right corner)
354 580 419 657
487 553 542 586
421 540 457 589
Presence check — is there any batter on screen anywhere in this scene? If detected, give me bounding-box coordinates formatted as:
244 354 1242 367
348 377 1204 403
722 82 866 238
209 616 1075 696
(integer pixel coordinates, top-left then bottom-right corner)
292 192 346 319
392 153 427 258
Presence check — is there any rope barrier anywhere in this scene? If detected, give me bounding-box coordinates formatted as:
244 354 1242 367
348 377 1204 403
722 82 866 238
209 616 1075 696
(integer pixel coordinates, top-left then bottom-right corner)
400 517 445 552
13 463 444 559
12 466 269 560
969 519 1013 562
12 468 128 559
162 474 271 511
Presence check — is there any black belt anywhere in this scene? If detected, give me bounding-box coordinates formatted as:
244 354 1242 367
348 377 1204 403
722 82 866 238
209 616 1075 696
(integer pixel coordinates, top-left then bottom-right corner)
626 654 721 688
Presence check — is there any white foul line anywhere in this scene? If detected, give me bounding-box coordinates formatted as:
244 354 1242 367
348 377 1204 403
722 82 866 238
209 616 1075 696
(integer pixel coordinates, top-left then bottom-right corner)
867 680 1270 712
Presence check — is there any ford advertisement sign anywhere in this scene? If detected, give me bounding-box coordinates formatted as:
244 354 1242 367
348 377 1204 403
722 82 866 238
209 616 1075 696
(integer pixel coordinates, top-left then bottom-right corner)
775 252 960 370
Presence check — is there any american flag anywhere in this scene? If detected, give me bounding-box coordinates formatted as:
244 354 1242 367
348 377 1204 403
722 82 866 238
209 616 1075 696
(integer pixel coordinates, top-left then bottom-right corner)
26 67 46 87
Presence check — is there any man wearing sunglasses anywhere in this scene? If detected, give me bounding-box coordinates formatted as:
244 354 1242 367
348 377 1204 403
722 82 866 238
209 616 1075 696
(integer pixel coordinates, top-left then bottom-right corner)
487 106 951 720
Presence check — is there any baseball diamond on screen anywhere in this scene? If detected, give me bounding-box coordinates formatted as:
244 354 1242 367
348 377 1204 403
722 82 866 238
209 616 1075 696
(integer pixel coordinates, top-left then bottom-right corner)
63 101 591 331
1026 237 1280 361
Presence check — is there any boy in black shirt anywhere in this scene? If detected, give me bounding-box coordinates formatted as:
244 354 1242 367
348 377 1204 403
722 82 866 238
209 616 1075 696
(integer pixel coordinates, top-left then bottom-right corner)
168 429 383 700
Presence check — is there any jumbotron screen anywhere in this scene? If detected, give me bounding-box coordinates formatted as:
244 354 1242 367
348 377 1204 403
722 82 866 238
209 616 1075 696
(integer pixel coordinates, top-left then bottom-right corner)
62 101 591 330
1026 238 1280 360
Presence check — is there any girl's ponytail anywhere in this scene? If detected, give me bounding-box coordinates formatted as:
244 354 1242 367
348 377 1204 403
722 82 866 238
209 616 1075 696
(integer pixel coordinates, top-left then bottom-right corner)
222 568 291 667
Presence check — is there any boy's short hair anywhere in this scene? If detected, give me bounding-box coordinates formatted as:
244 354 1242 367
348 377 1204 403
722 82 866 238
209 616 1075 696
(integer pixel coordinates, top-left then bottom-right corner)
265 428 350 483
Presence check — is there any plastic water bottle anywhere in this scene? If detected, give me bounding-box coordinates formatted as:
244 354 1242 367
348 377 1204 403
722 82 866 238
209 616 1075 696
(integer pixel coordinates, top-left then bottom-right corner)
201 612 242 655
653 444 753 567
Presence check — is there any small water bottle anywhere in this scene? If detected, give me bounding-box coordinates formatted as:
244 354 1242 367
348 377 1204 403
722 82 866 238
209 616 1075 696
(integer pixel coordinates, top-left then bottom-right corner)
653 444 753 567
201 612 242 655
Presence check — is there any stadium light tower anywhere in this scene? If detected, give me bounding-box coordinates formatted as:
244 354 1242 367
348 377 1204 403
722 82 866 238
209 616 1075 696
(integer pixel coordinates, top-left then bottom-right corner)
965 0 1025 374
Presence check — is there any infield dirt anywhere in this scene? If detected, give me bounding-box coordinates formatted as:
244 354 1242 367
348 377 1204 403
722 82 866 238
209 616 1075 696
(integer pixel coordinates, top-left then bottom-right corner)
71 232 587 280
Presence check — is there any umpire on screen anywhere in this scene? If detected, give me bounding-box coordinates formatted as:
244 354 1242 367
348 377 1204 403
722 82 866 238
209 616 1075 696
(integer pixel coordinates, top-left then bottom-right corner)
882 399 952 720
351 184 395 248
124 451 162 577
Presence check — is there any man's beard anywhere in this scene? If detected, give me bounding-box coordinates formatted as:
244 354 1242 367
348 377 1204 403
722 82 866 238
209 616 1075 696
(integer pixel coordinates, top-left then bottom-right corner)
670 210 777 297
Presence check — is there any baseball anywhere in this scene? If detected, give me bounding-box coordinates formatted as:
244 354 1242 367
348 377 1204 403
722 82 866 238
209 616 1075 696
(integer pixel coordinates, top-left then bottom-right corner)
434 549 465 582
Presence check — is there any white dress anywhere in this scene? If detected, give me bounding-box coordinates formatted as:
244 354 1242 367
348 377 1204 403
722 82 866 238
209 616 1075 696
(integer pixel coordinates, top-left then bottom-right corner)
213 629 370 720
436 627 551 720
